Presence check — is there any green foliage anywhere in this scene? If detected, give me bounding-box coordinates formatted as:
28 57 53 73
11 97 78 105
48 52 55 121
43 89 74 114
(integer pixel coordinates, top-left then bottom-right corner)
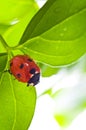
0 0 38 129
0 0 86 129
0 53 8 72
20 36 86 66
0 72 36 130
0 0 36 24
38 63 59 77
19 0 86 43
0 24 11 34
19 0 86 66
2 1 39 47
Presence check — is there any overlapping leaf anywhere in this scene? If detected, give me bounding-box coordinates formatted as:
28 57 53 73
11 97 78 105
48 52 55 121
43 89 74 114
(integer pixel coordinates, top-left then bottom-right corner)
19 0 86 66
19 0 86 43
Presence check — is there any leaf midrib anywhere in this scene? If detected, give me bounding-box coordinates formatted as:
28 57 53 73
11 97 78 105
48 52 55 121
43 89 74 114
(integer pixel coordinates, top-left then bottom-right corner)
40 8 86 41
28 2 86 39
23 46 84 59
9 75 16 130
29 0 56 38
22 30 86 57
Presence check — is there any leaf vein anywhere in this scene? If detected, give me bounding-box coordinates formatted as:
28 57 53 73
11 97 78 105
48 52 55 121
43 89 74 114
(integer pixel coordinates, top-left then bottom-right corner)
9 76 17 130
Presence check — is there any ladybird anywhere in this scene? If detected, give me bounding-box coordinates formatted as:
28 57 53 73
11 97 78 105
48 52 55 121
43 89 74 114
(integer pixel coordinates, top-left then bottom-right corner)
10 55 40 86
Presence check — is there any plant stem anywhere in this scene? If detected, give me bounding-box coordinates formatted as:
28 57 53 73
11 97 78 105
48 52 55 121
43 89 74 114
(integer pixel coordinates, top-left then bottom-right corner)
0 35 9 51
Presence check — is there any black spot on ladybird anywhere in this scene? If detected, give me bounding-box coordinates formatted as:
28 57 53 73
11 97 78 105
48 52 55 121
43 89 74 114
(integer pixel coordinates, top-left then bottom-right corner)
19 64 24 69
16 73 21 78
29 68 36 74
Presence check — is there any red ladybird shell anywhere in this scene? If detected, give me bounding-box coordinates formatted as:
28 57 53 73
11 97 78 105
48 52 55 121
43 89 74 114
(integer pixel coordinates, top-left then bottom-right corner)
10 55 40 86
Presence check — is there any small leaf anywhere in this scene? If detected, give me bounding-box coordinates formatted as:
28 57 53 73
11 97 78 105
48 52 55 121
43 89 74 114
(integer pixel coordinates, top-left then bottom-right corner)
0 72 36 130
0 53 8 72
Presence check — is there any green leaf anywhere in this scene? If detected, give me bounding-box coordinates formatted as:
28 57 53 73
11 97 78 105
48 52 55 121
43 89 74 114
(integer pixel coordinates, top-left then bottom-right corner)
4 9 38 47
3 2 39 47
19 0 86 43
0 40 7 53
39 63 59 77
0 53 8 72
0 0 37 25
0 72 2 79
0 72 36 130
20 31 86 66
0 24 11 34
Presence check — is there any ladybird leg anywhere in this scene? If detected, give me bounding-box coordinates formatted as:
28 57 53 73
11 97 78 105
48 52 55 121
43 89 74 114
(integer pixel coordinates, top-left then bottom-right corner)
27 83 29 86
8 70 12 74
10 62 13 66
27 83 34 87
4 69 12 74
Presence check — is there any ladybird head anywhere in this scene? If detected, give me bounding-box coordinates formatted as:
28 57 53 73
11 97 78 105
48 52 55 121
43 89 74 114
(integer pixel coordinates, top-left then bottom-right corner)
27 72 40 86
27 65 40 86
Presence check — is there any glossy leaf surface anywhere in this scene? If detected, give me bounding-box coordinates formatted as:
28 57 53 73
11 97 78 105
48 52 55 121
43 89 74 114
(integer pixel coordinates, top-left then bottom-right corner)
0 72 36 130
